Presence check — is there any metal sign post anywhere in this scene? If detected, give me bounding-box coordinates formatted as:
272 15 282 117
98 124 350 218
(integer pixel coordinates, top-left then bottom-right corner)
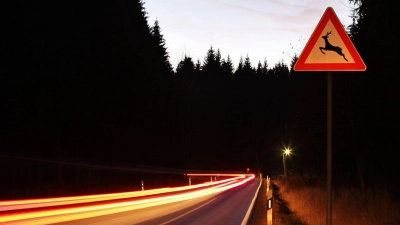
327 71 332 225
293 7 366 225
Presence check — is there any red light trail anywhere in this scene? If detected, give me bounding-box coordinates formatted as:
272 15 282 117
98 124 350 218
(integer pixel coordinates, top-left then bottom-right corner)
0 173 254 224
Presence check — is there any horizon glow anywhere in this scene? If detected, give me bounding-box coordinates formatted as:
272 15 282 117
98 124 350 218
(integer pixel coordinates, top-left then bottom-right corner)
144 0 354 69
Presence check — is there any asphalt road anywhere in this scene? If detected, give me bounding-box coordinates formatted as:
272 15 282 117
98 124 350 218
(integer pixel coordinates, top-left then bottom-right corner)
56 179 261 225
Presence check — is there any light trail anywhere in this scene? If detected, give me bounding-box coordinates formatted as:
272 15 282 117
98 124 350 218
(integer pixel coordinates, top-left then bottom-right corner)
186 173 250 177
0 176 241 212
0 173 254 225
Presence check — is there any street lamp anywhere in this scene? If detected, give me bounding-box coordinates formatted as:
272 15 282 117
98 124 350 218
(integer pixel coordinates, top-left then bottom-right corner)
283 148 291 178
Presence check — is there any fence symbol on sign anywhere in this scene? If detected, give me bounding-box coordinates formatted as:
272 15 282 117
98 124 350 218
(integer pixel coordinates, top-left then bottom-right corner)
319 31 348 61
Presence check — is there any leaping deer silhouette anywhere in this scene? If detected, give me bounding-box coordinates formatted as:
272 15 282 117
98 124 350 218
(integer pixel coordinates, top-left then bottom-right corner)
319 31 348 61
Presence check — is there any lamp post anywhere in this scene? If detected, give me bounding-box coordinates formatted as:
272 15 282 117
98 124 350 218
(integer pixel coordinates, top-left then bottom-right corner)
283 148 291 178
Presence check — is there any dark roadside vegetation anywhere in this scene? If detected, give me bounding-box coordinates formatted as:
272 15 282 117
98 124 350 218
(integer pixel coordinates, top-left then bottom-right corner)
249 175 400 225
271 180 306 225
247 178 306 225
0 156 191 199
1 3 399 223
2 155 236 200
272 173 400 225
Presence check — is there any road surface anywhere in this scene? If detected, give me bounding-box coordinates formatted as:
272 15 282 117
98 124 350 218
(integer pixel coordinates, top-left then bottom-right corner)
56 179 261 225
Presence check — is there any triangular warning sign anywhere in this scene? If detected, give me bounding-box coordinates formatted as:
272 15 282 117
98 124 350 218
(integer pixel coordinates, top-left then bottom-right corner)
294 7 366 71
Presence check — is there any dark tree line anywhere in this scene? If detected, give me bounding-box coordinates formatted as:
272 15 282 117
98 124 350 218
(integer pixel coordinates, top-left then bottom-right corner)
1 0 174 164
331 0 400 192
172 45 323 173
176 46 290 81
1 0 399 197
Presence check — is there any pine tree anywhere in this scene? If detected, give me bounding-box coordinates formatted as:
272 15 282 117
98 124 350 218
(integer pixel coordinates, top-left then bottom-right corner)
271 60 289 77
202 46 217 78
176 55 195 81
129 0 155 78
289 54 298 75
215 49 223 78
343 0 400 192
243 54 254 79
134 0 152 38
151 19 173 79
234 56 244 80
215 49 222 68
221 55 234 78
256 60 263 78
262 58 269 76
1 0 172 165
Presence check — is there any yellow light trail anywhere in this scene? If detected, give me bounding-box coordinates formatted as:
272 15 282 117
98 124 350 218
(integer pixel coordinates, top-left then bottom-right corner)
0 173 254 225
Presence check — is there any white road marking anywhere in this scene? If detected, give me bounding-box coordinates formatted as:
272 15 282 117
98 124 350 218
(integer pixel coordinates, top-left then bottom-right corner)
241 180 262 225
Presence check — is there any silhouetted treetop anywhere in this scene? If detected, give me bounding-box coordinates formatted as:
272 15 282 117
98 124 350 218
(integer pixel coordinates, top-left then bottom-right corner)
221 55 234 78
202 46 216 76
151 19 174 78
176 55 195 80
243 54 255 79
289 54 298 75
262 58 269 76
270 60 289 77
234 56 244 80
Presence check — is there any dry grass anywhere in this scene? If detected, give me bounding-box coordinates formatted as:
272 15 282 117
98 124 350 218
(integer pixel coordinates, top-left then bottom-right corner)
274 174 400 225
272 182 307 225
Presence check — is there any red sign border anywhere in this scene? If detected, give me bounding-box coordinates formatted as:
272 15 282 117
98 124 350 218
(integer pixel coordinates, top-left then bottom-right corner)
294 7 366 71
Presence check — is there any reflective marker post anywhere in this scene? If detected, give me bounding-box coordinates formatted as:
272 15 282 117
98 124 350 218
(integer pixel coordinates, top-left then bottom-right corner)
266 176 273 225
327 71 332 225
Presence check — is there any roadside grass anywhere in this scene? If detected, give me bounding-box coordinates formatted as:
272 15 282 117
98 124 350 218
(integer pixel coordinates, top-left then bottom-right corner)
274 173 400 225
271 181 306 225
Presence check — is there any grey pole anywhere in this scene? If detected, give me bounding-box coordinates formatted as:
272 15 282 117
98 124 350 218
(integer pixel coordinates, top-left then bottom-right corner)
283 154 286 178
327 71 332 225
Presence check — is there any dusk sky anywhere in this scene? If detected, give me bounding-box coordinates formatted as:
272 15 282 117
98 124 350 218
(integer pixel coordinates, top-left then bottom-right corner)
145 0 355 69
